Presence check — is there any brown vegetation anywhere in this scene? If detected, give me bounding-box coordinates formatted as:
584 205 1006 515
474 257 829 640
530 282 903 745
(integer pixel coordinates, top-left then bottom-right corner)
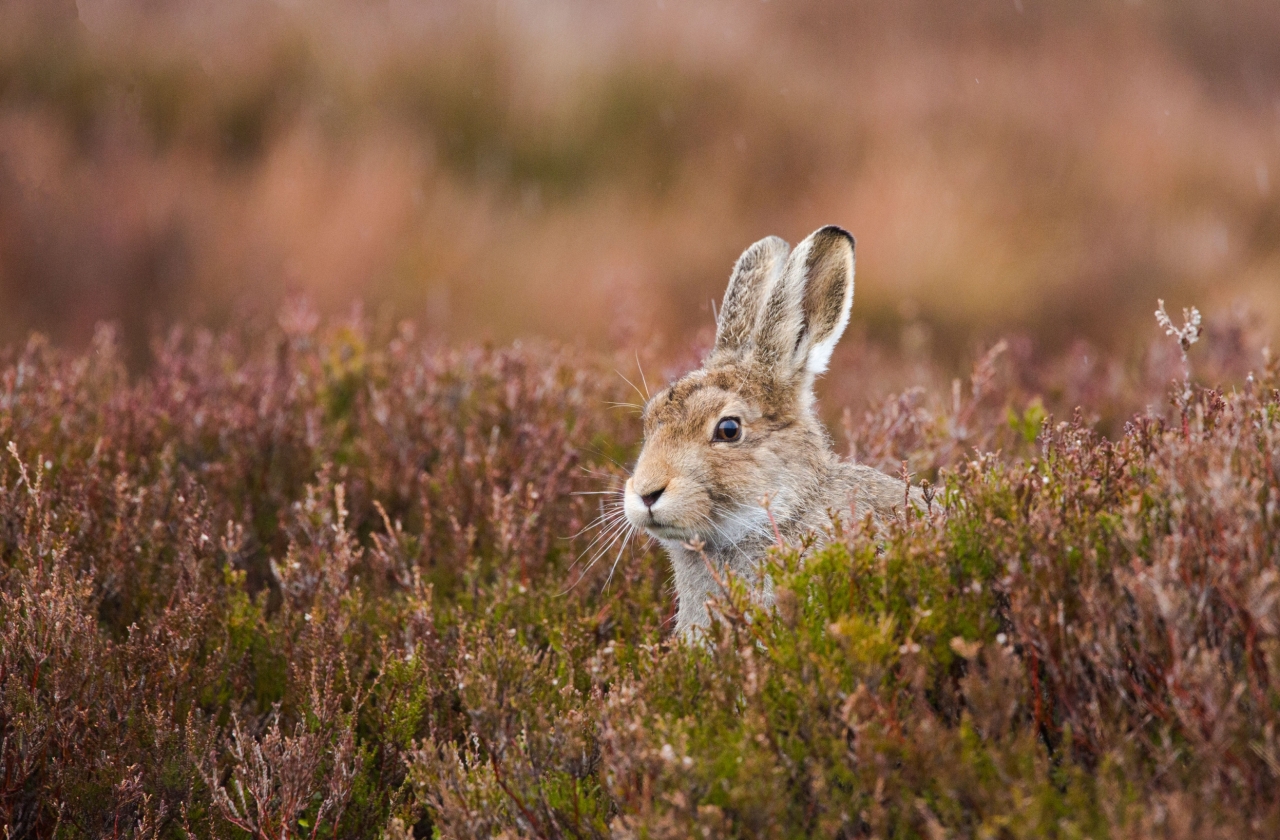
0 304 1277 836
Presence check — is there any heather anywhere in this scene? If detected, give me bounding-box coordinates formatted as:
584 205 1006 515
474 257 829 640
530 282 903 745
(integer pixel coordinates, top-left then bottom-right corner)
0 309 1275 839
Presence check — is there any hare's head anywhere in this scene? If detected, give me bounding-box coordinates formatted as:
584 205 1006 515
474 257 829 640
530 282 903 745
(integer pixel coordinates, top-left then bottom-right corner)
624 226 855 548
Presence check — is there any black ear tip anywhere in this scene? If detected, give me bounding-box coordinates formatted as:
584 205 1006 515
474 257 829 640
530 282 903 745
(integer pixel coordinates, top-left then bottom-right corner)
814 225 855 254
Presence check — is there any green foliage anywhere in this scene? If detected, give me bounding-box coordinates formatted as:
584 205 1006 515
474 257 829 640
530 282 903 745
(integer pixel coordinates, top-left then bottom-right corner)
1 315 1278 838
1007 397 1047 445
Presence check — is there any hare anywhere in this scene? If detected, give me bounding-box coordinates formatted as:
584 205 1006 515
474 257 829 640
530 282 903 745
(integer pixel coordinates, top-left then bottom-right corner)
623 226 916 635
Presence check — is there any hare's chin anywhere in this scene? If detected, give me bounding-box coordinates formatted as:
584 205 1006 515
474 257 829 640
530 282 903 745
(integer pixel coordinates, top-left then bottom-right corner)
642 522 696 542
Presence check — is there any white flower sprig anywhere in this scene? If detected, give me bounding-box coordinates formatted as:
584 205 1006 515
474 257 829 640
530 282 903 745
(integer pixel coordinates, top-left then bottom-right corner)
1156 299 1201 403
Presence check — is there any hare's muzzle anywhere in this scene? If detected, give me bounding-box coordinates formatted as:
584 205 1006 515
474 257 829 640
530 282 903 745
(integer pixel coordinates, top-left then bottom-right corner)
625 475 675 536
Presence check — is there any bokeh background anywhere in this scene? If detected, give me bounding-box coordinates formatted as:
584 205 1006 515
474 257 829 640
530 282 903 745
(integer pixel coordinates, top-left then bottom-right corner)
2 0 1278 374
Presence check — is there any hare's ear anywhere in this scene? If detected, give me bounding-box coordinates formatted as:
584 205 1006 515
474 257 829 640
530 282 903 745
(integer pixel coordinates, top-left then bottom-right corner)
712 235 791 360
756 225 855 379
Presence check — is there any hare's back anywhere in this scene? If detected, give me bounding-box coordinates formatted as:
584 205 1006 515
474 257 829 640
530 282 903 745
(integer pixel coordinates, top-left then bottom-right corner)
839 462 921 522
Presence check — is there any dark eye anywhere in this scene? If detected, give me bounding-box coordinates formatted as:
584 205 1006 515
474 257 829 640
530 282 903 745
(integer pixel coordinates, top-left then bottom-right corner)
713 417 742 443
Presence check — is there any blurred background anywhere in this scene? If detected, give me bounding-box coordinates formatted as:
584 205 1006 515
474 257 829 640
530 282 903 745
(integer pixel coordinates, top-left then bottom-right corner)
1 0 1278 377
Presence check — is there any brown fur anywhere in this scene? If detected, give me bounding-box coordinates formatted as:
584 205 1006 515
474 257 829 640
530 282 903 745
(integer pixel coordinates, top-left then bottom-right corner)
624 226 919 636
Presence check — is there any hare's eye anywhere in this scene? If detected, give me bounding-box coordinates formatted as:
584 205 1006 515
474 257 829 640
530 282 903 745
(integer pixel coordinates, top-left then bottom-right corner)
713 417 742 443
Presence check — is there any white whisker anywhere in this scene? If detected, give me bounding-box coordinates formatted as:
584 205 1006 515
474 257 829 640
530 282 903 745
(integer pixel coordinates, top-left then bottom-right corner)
602 524 637 591
565 508 629 548
562 515 636 593
583 520 632 573
634 351 651 400
615 369 648 406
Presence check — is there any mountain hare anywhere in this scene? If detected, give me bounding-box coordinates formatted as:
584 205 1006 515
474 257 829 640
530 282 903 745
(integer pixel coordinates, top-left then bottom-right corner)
624 226 917 635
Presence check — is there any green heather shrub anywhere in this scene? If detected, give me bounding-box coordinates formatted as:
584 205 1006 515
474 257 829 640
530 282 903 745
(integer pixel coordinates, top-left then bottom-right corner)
1 311 1278 838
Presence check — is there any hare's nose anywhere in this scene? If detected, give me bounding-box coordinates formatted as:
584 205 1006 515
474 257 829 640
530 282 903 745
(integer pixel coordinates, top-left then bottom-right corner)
640 486 665 509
